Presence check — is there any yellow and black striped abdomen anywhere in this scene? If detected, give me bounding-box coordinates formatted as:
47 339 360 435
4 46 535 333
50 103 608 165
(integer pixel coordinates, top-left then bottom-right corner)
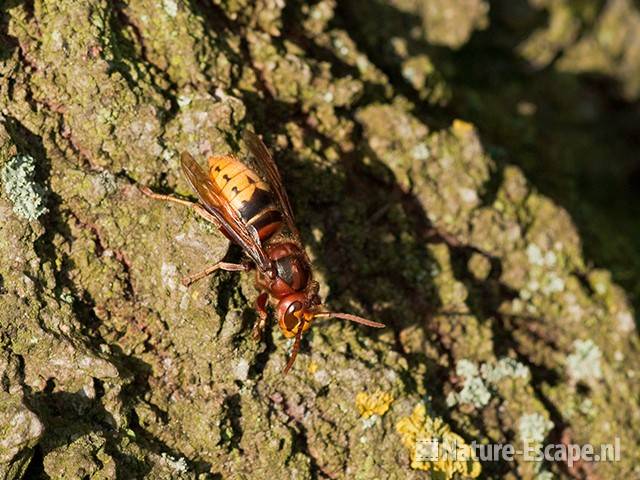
208 155 283 241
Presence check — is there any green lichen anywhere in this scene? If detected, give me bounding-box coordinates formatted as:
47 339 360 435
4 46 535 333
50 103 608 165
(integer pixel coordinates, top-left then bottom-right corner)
0 154 48 220
418 0 489 48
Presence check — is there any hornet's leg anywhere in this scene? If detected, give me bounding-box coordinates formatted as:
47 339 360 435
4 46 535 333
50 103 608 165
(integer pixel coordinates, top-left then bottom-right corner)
181 261 249 287
252 292 269 340
140 186 223 228
140 186 251 286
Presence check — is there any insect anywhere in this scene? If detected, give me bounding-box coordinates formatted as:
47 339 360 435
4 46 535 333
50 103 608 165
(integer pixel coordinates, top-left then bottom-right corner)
141 130 384 373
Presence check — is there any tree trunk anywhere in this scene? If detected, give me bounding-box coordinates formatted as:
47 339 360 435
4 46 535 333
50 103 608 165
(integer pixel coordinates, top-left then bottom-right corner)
1 0 639 478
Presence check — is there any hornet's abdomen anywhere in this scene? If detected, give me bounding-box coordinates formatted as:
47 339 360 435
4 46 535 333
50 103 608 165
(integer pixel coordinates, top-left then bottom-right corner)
208 155 283 241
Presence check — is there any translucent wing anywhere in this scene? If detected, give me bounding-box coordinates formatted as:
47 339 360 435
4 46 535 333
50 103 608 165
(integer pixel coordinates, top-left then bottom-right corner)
180 152 271 272
243 130 300 240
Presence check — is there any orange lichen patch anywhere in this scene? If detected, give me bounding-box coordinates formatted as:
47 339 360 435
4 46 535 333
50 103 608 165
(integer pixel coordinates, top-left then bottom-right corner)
355 390 395 418
395 404 481 479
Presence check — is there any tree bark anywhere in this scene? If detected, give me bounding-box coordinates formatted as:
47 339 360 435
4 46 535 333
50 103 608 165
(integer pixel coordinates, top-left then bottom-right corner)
1 0 639 478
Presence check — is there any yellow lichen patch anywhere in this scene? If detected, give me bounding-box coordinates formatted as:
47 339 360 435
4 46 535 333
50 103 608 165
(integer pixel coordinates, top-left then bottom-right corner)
355 390 395 419
396 404 481 479
452 119 476 137
307 361 318 374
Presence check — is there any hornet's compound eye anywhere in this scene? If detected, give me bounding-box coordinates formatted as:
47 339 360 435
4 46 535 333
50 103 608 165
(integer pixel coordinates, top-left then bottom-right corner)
283 301 303 331
277 292 308 337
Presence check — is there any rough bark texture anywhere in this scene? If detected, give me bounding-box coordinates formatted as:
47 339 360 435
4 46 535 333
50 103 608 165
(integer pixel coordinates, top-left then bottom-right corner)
1 0 639 479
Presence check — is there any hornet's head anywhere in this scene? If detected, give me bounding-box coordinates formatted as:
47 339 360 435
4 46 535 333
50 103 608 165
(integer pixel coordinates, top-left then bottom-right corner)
275 290 385 374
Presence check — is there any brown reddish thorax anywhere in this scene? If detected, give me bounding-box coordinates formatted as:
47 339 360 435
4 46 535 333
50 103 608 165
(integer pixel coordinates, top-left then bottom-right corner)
208 155 283 241
265 243 310 298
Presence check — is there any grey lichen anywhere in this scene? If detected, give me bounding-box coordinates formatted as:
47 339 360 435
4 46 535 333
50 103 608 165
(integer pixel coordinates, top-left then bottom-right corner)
0 154 48 220
480 357 530 384
458 376 492 409
449 359 491 408
448 358 530 408
518 413 554 444
535 471 554 480
160 453 189 473
162 0 178 18
566 339 603 382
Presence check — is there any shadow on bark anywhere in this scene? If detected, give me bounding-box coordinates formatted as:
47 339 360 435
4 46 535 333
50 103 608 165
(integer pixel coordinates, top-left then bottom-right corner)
341 0 640 320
